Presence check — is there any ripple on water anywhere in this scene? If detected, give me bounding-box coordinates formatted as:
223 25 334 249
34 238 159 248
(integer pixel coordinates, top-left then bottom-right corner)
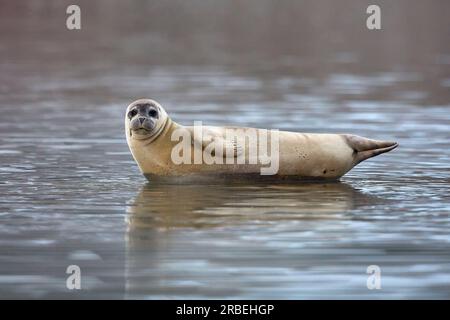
1 64 450 299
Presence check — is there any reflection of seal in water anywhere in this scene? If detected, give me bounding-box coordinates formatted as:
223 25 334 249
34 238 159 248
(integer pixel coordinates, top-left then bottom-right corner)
125 98 398 180
124 182 387 298
126 182 383 230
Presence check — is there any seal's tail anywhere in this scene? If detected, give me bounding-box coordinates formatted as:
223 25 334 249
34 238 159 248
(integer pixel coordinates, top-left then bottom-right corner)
343 134 398 165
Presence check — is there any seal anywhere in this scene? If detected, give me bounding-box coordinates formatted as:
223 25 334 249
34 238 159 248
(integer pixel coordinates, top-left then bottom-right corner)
125 98 398 180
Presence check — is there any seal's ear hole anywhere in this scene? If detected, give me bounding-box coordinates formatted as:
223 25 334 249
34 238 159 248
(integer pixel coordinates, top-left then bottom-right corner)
148 109 158 118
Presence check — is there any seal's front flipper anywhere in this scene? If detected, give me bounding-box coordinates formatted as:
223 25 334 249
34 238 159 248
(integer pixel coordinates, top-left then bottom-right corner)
343 134 398 165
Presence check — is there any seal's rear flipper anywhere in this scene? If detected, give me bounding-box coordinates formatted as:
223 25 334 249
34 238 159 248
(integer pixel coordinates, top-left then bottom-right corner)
343 134 398 165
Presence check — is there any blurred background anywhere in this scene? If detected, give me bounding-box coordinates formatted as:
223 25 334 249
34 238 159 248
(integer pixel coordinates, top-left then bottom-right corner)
0 0 449 299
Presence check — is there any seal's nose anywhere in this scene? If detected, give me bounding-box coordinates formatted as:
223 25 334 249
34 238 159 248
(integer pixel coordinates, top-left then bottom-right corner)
138 117 146 125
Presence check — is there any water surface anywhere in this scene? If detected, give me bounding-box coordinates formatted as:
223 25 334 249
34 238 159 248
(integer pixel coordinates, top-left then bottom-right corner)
0 1 449 299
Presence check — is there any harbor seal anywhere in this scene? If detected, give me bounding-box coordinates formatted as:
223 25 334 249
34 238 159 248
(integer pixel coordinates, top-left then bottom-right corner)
125 98 398 180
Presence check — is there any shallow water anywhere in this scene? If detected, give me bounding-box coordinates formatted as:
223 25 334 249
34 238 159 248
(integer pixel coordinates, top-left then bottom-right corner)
1 1 450 299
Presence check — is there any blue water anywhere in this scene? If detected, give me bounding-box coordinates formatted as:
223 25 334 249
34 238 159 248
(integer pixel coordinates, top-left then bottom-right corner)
0 1 449 299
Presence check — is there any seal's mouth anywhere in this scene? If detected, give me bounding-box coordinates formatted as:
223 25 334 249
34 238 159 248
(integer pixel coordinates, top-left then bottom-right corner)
130 127 154 139
129 117 156 139
132 128 151 135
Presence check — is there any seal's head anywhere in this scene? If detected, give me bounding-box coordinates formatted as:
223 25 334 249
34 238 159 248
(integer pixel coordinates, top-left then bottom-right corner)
125 99 168 142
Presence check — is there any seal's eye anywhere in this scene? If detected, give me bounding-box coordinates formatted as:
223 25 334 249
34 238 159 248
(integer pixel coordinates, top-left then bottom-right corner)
128 109 137 119
148 109 158 117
